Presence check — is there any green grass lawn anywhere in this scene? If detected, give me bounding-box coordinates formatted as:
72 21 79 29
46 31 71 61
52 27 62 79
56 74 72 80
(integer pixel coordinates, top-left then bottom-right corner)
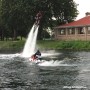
0 40 25 50
37 40 90 50
0 40 90 51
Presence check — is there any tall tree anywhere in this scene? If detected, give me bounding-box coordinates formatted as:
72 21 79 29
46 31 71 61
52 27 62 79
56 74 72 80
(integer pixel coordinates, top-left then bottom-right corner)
1 0 34 40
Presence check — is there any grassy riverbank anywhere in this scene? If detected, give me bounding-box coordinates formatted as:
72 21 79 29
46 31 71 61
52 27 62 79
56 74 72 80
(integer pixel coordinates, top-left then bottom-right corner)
0 40 90 52
37 40 90 50
0 41 25 52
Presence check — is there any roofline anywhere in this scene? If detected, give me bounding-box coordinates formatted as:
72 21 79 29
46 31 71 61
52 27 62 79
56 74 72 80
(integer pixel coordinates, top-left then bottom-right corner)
54 24 90 29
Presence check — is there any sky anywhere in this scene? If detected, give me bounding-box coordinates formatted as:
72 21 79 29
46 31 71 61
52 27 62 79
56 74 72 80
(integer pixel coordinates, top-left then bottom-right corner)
74 0 90 20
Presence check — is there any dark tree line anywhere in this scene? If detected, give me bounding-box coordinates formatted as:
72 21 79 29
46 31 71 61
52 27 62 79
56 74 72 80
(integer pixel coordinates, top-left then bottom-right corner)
0 0 78 40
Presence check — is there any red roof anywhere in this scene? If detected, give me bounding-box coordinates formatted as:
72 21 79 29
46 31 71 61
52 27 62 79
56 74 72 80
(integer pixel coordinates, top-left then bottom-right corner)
56 16 90 28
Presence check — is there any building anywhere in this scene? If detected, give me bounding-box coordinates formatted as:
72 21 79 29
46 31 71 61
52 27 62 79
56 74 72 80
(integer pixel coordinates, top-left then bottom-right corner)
54 12 90 41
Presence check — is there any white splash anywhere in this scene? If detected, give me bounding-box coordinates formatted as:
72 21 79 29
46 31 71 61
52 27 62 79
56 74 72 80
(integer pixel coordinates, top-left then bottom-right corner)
0 53 20 59
38 60 64 66
22 25 39 57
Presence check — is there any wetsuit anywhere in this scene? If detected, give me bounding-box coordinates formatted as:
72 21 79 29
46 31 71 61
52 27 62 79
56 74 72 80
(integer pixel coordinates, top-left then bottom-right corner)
35 11 42 25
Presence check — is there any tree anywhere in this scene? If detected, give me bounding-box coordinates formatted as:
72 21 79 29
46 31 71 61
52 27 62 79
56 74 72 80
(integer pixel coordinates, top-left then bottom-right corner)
1 0 34 40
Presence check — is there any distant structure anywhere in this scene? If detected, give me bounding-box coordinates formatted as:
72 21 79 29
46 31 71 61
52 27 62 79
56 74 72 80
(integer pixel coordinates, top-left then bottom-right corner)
54 12 90 41
85 12 90 16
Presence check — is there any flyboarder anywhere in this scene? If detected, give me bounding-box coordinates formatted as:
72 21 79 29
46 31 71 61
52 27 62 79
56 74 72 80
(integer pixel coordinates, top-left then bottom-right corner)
35 11 42 25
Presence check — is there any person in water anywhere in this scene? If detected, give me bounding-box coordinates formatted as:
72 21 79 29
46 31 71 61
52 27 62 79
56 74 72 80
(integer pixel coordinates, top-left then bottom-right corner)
31 50 41 61
35 11 42 25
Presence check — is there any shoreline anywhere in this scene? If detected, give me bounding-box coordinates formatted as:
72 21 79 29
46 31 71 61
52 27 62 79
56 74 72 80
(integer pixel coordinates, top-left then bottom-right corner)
0 48 90 54
0 40 90 53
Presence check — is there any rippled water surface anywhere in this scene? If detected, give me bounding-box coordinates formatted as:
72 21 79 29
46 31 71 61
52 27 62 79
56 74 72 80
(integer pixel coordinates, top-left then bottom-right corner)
0 51 90 90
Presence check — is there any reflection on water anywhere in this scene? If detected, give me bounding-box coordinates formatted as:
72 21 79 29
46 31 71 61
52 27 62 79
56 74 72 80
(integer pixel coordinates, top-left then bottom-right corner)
0 51 90 90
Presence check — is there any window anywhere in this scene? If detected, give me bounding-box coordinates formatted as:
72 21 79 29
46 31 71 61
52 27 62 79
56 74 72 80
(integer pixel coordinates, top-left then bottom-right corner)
78 27 85 34
59 29 66 35
68 28 75 35
87 27 90 34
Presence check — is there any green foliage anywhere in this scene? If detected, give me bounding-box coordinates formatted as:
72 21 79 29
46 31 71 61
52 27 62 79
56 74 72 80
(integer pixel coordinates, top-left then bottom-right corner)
37 40 90 50
42 30 50 39
1 40 90 51
0 40 25 50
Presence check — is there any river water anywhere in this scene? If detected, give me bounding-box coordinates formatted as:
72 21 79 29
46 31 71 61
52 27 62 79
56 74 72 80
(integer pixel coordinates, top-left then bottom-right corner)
0 50 90 90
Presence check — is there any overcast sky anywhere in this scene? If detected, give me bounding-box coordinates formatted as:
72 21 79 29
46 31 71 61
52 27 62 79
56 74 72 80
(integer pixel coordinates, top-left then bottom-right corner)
74 0 90 20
